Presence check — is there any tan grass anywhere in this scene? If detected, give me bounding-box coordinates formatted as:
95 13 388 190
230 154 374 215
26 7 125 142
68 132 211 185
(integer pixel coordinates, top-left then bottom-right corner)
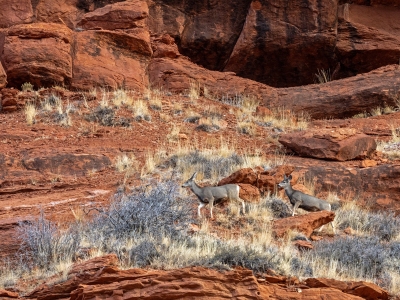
189 81 200 101
131 99 151 120
21 82 34 92
24 102 37 125
115 153 136 172
113 89 132 107
260 107 309 131
149 94 162 111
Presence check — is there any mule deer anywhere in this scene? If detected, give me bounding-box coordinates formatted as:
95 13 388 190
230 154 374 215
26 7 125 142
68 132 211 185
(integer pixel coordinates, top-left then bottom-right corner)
278 174 335 233
182 172 245 218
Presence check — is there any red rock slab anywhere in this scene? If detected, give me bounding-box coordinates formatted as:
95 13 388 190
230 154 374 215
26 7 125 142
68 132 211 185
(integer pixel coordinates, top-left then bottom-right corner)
0 0 33 28
77 0 148 30
71 29 151 90
238 183 260 203
272 211 335 238
0 289 18 298
2 23 73 88
305 278 389 300
35 0 84 28
279 128 376 161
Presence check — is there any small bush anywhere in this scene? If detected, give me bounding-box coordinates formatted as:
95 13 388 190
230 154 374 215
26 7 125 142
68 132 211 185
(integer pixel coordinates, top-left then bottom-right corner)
24 102 37 125
17 212 80 271
84 180 193 244
263 197 292 219
86 106 115 126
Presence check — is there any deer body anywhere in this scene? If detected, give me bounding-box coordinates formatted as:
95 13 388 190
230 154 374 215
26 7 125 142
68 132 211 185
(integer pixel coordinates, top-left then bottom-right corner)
278 174 335 233
182 172 245 218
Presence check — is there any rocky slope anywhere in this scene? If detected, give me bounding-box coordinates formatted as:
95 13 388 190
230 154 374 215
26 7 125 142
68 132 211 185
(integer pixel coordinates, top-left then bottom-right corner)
1 0 400 299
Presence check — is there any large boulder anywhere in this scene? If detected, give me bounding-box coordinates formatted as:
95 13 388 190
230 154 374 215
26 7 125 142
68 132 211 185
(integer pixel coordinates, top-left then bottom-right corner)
0 0 33 28
272 211 336 238
77 0 148 30
279 128 377 161
71 29 151 90
2 23 73 88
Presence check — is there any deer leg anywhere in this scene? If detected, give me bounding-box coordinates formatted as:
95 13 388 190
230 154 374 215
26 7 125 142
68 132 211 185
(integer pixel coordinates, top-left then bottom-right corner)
198 202 205 218
209 198 214 219
331 221 336 234
292 201 302 216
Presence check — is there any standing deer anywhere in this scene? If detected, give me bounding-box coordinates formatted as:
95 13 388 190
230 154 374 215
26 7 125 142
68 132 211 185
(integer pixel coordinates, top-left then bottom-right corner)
182 172 245 218
278 174 335 233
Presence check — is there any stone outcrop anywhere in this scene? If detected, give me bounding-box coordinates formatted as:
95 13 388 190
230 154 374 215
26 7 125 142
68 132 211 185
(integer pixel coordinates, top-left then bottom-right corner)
2 23 73 88
279 128 377 161
272 211 336 238
0 0 33 28
71 29 151 90
26 254 385 300
77 0 148 30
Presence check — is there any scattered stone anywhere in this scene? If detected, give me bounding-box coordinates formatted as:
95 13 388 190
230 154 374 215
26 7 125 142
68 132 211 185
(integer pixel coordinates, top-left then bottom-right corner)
293 240 314 250
360 159 377 168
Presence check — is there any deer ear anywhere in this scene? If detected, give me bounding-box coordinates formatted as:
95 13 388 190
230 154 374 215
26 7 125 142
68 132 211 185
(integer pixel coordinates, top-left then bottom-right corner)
288 174 292 180
191 172 197 179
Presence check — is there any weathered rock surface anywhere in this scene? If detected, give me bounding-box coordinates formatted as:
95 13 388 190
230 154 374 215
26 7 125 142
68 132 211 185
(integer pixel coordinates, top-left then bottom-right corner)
26 254 382 300
22 153 111 176
238 183 261 203
279 128 377 161
0 0 33 28
273 211 335 238
269 65 400 119
77 0 148 30
0 289 18 298
225 0 338 87
35 0 83 28
2 23 73 88
305 278 389 300
335 4 400 79
71 25 151 90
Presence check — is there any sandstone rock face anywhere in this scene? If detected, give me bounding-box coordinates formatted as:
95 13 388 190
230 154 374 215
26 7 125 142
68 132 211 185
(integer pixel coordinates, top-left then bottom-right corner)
2 23 73 88
305 278 389 300
27 254 377 300
279 128 377 161
238 183 261 203
148 0 250 72
35 0 84 28
335 4 400 79
22 153 111 176
225 0 338 87
0 61 6 88
0 0 33 28
71 29 151 90
77 0 148 30
272 211 335 238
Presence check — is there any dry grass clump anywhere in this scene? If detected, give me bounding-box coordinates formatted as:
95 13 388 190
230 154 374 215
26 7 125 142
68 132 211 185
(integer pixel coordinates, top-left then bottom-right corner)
112 89 133 107
377 125 400 160
237 120 256 135
315 69 331 84
166 125 181 142
131 99 151 122
189 81 200 102
21 82 34 92
115 154 136 173
24 102 37 125
149 94 163 111
259 108 309 131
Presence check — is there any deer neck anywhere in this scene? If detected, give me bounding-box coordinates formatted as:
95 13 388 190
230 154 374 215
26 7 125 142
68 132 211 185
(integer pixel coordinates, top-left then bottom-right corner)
284 185 296 203
190 181 203 197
